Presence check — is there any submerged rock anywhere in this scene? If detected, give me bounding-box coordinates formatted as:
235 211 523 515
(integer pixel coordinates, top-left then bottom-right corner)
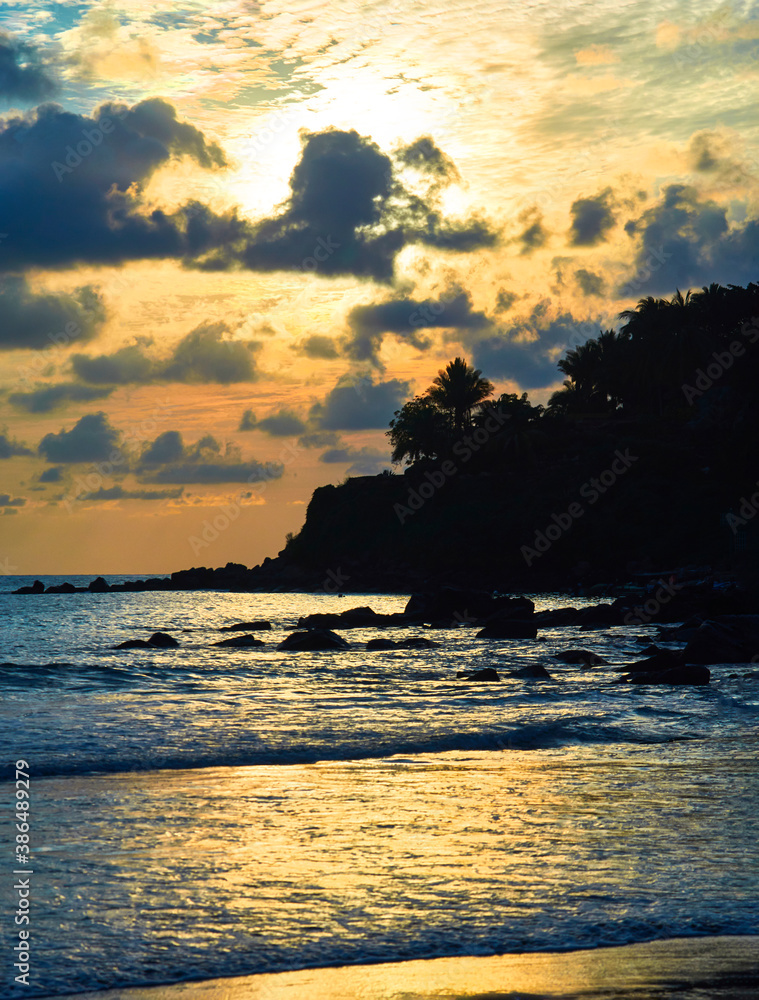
553 649 607 665
214 634 266 648
277 629 350 651
399 636 439 649
476 621 538 639
219 620 271 632
366 638 398 650
457 667 500 681
625 664 711 686
681 616 759 664
508 663 553 679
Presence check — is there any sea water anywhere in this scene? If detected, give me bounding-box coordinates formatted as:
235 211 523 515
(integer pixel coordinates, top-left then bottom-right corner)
1 579 757 997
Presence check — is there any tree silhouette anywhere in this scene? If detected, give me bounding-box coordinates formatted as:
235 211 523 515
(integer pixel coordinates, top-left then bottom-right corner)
388 396 452 464
426 357 494 432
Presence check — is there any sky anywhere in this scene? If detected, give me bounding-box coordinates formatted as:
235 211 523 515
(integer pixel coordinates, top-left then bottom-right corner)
1 0 758 574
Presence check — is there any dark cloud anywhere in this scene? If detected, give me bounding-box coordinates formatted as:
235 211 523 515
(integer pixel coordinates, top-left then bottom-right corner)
200 128 497 282
575 268 606 297
344 291 490 367
136 430 283 484
141 460 283 485
254 410 307 436
569 188 616 246
295 334 339 360
0 276 106 350
309 375 412 430
0 32 58 102
162 323 259 383
395 136 460 183
517 207 548 253
471 306 601 389
319 444 390 475
72 324 259 385
297 430 340 449
9 382 113 412
0 98 229 271
619 183 759 295
76 485 183 502
71 342 154 384
238 409 257 431
0 433 32 458
39 466 63 482
495 289 518 313
0 494 26 507
688 130 732 172
138 430 185 465
38 411 120 463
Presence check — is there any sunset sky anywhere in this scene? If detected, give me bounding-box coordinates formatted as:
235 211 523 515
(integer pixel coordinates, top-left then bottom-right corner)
1 0 758 573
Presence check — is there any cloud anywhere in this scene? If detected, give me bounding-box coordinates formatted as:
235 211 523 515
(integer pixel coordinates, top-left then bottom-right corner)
619 183 759 294
0 98 228 271
0 494 26 507
38 411 120 463
39 466 63 482
569 187 616 245
0 276 106 350
141 460 283 485
294 334 339 359
297 430 340 449
200 128 497 282
319 444 391 476
495 289 518 313
344 291 490 367
72 324 259 384
395 135 460 184
9 382 114 412
0 32 58 102
75 485 183 502
0 433 32 458
517 207 549 253
136 429 283 484
253 410 307 436
238 409 257 431
309 374 411 430
471 306 602 389
575 268 606 296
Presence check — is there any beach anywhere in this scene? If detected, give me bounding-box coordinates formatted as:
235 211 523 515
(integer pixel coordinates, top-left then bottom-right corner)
2 582 758 998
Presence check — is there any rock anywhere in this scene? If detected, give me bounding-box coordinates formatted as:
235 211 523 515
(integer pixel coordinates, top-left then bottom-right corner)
681 616 759 664
626 664 711 686
219 620 271 632
508 664 552 679
297 607 402 629
457 667 500 681
14 579 46 594
553 649 607 665
214 634 266 648
533 608 580 626
366 638 398 650
277 629 350 651
45 581 78 594
399 636 439 649
405 588 534 624
620 647 682 674
114 631 179 650
476 621 538 639
88 577 110 592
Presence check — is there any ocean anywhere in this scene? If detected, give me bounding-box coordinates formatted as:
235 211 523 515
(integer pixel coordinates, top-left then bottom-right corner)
1 578 758 998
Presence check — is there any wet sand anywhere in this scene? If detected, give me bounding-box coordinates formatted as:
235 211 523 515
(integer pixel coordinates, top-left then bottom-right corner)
48 935 759 1000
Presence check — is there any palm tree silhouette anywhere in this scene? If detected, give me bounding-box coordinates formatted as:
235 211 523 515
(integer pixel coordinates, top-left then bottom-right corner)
426 357 494 432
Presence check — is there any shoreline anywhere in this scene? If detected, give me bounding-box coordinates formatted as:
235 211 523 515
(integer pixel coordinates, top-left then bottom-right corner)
37 936 759 999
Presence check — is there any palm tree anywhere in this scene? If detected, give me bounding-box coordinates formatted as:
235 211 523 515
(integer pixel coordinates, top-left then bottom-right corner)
425 357 494 432
387 396 452 464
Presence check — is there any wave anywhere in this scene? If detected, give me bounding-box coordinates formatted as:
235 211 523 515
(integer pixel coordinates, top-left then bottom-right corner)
0 716 706 782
